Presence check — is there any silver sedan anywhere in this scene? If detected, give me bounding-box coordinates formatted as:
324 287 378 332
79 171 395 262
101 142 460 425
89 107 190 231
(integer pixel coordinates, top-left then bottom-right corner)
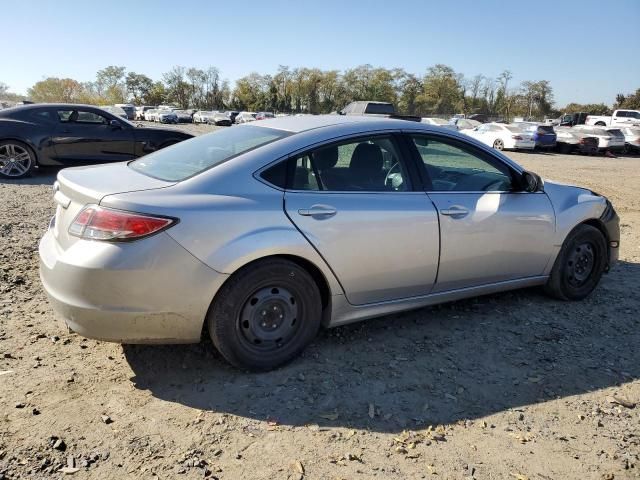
39 116 619 370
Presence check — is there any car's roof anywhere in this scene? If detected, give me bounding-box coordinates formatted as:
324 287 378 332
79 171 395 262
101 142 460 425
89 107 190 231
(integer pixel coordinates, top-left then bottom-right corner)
248 114 424 133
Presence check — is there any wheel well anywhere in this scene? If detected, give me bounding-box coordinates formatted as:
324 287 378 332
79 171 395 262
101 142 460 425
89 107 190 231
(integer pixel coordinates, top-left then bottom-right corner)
579 218 611 268
581 218 608 242
595 121 606 126
220 255 331 311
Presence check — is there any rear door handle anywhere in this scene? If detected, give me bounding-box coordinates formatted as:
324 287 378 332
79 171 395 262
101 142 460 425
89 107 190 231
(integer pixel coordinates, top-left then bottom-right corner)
298 205 337 218
440 205 469 217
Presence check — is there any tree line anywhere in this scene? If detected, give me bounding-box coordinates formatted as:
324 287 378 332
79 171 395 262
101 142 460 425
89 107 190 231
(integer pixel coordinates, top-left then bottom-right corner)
2 65 639 119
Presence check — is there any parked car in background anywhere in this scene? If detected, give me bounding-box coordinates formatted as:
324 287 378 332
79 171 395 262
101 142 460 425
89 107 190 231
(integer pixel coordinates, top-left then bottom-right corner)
586 109 640 127
228 111 240 123
339 101 420 121
619 126 640 153
340 101 395 116
463 123 535 151
255 112 275 121
554 127 599 155
100 105 128 119
0 103 193 178
572 126 626 152
156 110 178 124
558 112 588 127
210 112 232 126
421 117 457 130
38 115 619 371
193 111 212 124
115 104 136 120
144 109 158 122
235 112 257 124
516 123 557 149
468 114 490 123
135 106 156 121
175 110 194 123
449 118 481 131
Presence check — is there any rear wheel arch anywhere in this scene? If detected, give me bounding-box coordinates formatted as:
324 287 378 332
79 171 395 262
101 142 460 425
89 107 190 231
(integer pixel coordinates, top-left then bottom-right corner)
218 254 331 313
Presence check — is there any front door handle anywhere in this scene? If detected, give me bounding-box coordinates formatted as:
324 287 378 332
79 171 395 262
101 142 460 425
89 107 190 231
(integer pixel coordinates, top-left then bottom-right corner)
298 204 337 218
440 205 469 217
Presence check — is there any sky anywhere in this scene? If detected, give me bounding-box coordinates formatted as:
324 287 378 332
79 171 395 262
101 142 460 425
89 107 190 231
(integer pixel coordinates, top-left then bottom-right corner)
2 0 639 107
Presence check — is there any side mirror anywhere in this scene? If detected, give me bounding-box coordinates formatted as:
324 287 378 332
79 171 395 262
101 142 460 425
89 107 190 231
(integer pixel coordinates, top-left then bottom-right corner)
109 119 122 129
522 170 543 192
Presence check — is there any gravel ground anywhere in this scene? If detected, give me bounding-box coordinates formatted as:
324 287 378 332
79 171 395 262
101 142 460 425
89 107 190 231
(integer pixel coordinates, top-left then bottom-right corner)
1 125 639 479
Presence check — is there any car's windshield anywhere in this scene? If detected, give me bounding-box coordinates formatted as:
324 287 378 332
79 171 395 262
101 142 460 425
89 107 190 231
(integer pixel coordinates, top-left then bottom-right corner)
129 125 290 181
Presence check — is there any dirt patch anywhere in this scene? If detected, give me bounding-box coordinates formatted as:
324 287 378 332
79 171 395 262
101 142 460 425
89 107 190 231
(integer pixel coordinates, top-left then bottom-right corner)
0 142 638 479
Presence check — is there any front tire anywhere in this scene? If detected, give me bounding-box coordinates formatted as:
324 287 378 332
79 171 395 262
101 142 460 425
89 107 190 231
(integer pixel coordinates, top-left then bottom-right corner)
207 259 322 371
0 140 36 179
544 224 607 301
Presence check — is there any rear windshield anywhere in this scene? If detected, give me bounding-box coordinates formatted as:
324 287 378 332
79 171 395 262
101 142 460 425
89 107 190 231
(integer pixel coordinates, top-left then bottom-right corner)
505 125 523 133
537 126 554 133
129 125 289 181
607 129 624 137
364 103 395 115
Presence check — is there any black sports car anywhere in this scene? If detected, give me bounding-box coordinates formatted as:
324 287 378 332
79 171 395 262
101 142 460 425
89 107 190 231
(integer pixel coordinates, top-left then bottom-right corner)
0 104 194 178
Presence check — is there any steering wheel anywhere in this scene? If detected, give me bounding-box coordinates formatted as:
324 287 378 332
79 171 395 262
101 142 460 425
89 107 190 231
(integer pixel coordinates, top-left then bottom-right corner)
384 162 402 189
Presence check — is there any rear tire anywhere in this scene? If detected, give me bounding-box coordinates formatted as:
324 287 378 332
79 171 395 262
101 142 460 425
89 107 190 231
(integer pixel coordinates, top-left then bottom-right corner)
0 140 36 179
207 259 322 371
544 224 607 301
493 139 504 150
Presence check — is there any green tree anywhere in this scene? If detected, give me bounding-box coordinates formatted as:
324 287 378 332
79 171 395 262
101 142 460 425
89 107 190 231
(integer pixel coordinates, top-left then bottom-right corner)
143 82 167 106
125 72 154 104
615 88 640 109
163 66 190 108
418 64 462 114
96 66 127 103
561 102 611 115
27 77 85 103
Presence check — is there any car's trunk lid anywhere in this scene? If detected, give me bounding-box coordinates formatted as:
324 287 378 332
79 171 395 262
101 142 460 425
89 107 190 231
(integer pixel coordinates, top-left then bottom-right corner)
52 162 175 249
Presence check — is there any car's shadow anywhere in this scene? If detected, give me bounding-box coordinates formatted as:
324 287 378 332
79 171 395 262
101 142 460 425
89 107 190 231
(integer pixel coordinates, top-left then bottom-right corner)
0 167 58 186
124 261 639 433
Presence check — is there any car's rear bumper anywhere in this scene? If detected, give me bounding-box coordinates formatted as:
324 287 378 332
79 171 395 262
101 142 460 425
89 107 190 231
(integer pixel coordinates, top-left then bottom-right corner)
39 229 228 343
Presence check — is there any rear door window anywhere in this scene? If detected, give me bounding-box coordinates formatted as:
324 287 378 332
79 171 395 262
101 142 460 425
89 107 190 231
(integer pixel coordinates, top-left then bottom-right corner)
290 135 411 192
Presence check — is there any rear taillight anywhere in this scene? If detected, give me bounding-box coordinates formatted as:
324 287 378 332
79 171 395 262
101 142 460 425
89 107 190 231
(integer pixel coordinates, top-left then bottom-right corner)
69 205 175 241
512 135 523 140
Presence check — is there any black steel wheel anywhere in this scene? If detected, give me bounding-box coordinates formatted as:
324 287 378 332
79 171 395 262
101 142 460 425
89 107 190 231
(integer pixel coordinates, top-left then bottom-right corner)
207 258 322 371
545 224 607 300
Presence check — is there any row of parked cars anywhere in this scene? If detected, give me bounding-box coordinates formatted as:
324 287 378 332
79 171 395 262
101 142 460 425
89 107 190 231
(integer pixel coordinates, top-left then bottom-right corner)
418 115 640 155
128 105 276 126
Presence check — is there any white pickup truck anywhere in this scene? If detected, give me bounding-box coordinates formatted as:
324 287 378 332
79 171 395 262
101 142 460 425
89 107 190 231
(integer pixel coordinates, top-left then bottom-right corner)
585 109 640 127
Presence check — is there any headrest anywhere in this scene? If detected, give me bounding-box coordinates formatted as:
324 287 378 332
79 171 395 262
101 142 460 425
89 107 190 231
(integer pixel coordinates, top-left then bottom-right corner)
313 146 339 170
350 143 383 172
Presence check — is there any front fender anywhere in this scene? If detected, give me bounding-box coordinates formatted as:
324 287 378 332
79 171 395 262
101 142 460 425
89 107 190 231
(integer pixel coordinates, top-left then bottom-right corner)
543 180 609 273
545 181 608 246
